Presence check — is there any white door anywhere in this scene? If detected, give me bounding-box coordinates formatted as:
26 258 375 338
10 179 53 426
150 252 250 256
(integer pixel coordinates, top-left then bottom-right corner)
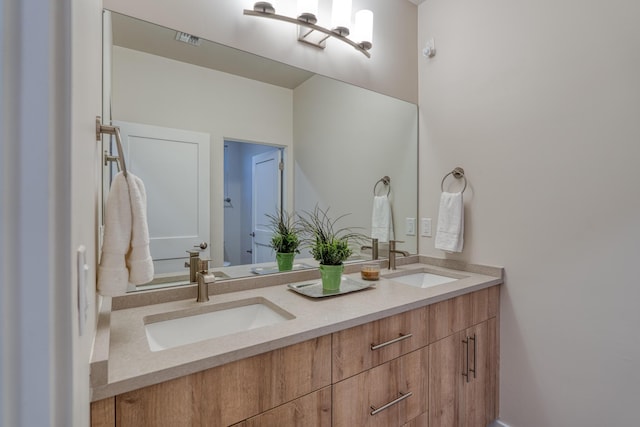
251 149 282 264
113 121 210 274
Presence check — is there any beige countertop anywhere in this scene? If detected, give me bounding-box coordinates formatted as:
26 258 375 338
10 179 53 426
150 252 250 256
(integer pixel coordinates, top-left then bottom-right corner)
90 256 503 401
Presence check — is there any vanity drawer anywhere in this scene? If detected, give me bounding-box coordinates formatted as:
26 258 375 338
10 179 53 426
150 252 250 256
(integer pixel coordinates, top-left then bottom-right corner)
232 386 331 427
332 306 429 382
332 347 428 427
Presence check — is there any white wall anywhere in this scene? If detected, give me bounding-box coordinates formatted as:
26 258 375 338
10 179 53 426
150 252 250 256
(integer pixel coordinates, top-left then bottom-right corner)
103 0 418 103
418 1 640 425
1 0 102 426
294 75 418 254
111 46 293 267
71 1 103 425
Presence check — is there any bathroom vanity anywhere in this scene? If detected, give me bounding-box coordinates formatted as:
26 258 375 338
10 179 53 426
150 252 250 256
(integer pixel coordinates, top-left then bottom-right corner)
90 257 501 427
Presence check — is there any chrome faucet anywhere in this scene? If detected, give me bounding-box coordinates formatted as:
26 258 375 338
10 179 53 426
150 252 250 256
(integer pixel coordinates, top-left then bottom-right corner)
185 250 201 283
196 259 212 303
388 240 410 270
184 242 209 282
361 238 379 260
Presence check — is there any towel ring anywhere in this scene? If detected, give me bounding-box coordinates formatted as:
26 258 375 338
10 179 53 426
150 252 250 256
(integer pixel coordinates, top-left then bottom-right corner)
373 176 391 196
441 167 467 193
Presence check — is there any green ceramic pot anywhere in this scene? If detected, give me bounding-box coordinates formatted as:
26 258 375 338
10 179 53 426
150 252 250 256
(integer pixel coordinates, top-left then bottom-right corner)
319 264 344 291
276 252 295 271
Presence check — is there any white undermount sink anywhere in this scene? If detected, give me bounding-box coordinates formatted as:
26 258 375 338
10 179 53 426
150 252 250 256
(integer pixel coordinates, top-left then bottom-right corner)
384 269 462 289
144 297 295 352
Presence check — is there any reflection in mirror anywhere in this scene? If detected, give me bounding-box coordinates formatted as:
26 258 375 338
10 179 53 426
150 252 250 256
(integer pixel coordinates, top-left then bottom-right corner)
103 11 418 291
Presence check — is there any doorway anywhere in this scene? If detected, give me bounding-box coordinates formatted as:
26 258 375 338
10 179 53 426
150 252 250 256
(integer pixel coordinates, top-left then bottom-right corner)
223 140 284 266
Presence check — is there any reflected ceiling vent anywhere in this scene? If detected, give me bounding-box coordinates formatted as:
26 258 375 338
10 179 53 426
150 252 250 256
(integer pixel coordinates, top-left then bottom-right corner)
175 31 202 46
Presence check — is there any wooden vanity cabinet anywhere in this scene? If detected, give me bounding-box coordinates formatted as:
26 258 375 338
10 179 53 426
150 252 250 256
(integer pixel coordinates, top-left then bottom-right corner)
428 287 499 427
91 286 499 427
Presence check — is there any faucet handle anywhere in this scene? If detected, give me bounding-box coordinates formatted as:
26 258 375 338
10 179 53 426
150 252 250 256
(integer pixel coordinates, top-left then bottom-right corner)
186 249 200 257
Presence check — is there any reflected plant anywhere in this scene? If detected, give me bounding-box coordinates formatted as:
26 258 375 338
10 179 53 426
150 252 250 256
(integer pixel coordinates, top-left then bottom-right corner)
265 209 301 254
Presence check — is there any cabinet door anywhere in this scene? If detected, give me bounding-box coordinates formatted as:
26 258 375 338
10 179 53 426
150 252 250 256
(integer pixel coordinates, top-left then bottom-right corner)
233 387 331 427
429 331 463 427
116 336 331 427
333 306 429 382
333 347 428 427
429 319 497 427
90 398 115 427
429 286 498 343
462 319 497 427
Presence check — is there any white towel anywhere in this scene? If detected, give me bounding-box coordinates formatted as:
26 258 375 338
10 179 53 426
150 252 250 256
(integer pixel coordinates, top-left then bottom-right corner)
371 195 394 243
98 172 154 296
435 192 464 253
126 173 154 285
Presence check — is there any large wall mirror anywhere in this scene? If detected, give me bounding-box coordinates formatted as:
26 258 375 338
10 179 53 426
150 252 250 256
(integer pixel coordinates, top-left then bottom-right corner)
102 11 418 291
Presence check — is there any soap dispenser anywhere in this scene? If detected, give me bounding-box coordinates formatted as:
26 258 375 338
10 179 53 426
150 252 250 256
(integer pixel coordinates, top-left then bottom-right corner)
196 259 215 302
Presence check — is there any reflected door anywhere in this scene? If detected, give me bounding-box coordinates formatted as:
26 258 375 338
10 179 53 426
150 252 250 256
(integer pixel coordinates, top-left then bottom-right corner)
251 149 282 264
113 121 210 274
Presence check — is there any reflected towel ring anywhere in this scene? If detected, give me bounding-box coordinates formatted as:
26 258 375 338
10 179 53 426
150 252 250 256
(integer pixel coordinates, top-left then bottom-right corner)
441 167 467 193
373 176 391 196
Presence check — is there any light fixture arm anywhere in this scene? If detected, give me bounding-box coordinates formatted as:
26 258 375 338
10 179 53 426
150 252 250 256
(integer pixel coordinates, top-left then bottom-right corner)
243 7 371 58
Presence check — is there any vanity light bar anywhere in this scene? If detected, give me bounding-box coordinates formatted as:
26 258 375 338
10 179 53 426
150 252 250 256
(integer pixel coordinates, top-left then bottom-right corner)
243 2 372 58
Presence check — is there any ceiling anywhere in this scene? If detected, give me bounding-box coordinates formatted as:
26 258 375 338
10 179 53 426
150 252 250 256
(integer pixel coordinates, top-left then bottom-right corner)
111 12 315 90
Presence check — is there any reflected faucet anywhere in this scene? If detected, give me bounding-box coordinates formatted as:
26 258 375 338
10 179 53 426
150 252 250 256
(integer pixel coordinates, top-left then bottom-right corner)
388 240 410 270
361 238 379 260
185 250 201 283
184 242 208 283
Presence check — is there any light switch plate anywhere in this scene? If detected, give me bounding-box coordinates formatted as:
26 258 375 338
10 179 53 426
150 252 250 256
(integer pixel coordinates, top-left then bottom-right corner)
76 246 89 336
421 218 432 237
406 218 416 236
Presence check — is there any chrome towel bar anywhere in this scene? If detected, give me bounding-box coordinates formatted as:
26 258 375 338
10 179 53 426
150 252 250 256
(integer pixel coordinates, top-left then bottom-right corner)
96 116 128 178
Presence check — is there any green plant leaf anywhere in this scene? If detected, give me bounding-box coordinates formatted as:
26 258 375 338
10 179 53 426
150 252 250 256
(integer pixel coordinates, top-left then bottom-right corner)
298 205 366 265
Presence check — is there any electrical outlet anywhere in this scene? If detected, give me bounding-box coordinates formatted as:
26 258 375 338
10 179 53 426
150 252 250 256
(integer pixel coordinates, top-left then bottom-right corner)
406 218 416 236
421 218 432 237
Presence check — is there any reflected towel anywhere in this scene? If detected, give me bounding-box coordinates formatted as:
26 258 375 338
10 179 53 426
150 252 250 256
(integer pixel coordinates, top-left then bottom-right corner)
435 192 464 253
98 172 154 296
371 195 394 243
126 173 154 285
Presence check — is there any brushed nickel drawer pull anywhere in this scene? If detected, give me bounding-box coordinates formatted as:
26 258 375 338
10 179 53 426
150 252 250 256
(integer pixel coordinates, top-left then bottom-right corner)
469 333 477 379
462 336 470 382
370 391 413 416
370 333 413 351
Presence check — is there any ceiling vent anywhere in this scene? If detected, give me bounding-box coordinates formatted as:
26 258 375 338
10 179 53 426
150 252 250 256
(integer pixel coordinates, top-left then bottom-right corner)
175 31 202 47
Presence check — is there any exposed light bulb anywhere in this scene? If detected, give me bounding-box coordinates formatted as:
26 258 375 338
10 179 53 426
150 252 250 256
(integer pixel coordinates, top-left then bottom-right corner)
331 0 352 36
354 9 373 50
297 0 318 24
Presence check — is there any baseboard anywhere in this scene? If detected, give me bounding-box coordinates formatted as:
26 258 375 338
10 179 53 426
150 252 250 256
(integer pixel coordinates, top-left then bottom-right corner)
488 420 511 427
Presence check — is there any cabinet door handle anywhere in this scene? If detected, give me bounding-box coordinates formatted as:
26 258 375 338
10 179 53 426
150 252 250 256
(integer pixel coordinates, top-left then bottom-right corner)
370 391 413 416
469 333 476 379
370 333 413 351
462 337 470 383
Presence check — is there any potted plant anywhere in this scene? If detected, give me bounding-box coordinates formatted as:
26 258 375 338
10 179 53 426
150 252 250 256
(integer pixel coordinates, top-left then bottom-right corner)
265 209 301 272
299 206 364 291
